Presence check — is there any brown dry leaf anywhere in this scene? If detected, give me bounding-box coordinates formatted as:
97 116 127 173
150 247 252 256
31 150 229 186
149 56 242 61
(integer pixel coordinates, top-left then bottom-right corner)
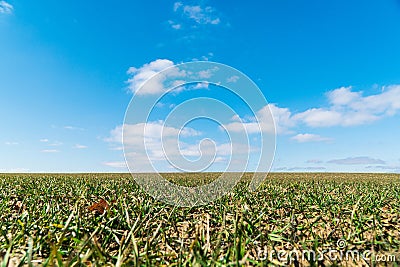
88 198 109 215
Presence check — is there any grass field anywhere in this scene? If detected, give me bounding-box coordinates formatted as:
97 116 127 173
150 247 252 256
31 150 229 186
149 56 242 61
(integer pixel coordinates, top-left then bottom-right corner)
1 173 399 266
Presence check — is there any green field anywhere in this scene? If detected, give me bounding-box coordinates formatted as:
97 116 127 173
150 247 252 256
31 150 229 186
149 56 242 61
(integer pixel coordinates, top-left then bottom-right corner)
1 173 399 266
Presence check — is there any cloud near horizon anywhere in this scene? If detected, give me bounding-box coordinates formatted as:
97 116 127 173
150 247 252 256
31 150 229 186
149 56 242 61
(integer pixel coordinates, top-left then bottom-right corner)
105 121 259 171
328 156 385 165
102 161 127 169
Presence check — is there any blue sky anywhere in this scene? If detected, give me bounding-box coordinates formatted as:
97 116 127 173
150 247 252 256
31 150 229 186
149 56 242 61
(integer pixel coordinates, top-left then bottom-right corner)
1 0 400 173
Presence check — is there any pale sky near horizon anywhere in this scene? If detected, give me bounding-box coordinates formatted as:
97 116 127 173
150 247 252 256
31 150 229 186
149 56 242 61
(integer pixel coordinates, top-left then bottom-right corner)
1 0 400 173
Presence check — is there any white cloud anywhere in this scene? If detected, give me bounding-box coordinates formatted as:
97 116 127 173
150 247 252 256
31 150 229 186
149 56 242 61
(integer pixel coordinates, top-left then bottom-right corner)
126 59 186 95
223 121 262 134
223 104 294 134
213 156 227 163
110 146 123 151
103 161 127 169
174 2 221 25
40 139 49 142
126 60 224 95
124 82 400 140
291 133 332 143
171 79 186 89
229 84 400 133
74 144 88 149
41 149 59 153
327 86 362 106
293 108 343 127
0 1 13 14
106 121 203 166
193 82 209 89
267 104 296 133
127 59 174 94
230 114 241 122
220 84 400 137
328 156 385 165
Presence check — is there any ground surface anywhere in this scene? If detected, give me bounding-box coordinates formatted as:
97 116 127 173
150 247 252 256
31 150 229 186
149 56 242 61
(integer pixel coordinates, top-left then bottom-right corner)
0 173 399 266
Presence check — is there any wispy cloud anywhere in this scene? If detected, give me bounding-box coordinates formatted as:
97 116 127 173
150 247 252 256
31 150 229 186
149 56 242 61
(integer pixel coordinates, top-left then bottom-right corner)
170 1 221 31
168 20 182 30
173 2 183 12
102 161 127 169
74 144 88 149
48 141 63 146
306 159 323 164
328 156 385 165
226 75 239 83
0 1 13 14
64 126 85 131
197 66 219 78
291 133 332 143
39 139 49 142
41 149 60 153
174 2 221 26
5 141 18 145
